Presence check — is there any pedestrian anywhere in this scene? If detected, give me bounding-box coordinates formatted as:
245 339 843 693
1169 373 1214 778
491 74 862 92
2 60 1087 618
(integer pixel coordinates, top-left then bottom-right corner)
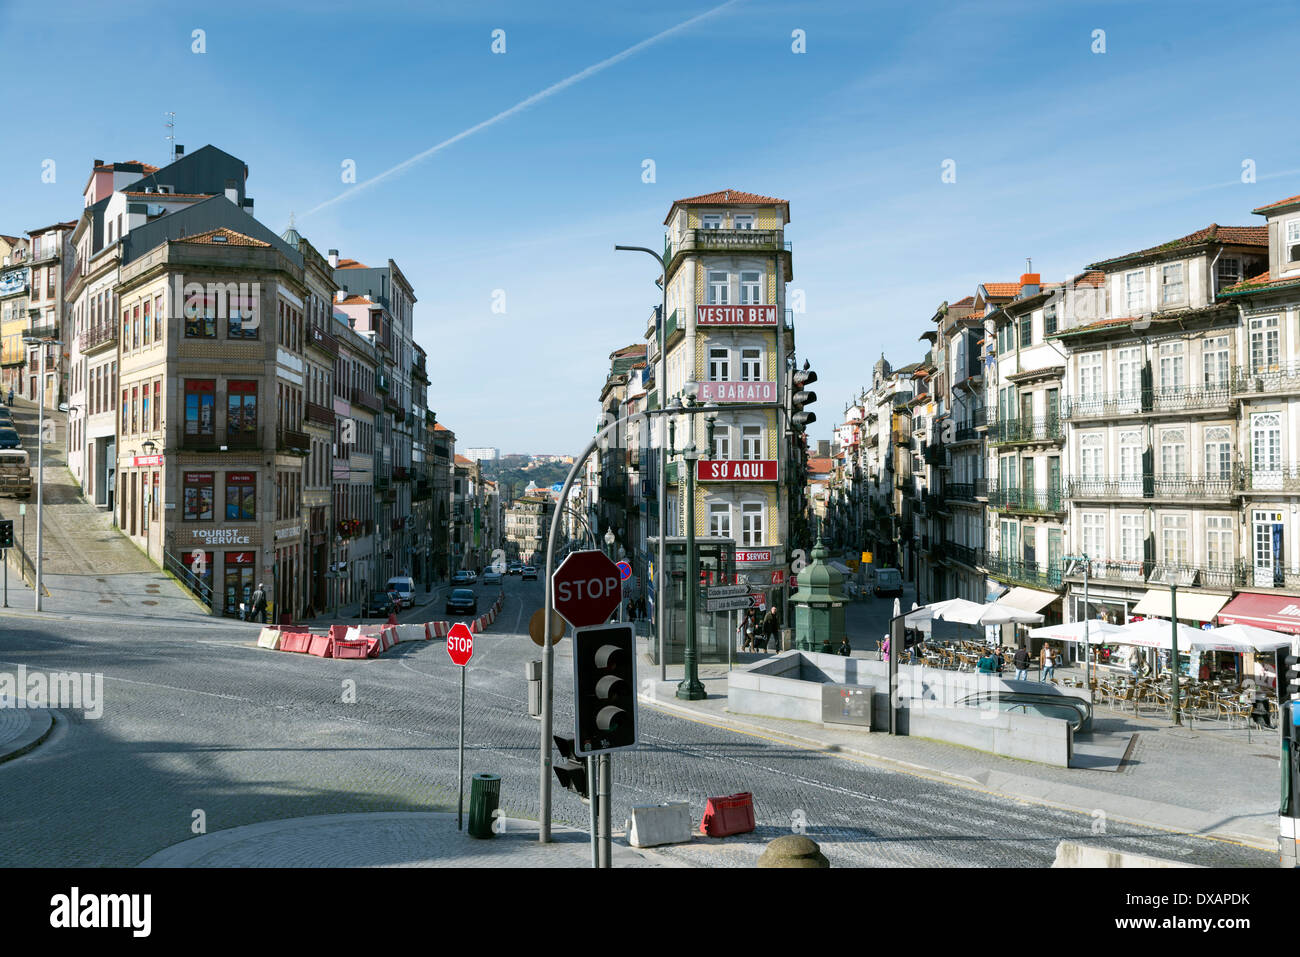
976 647 998 674
838 636 851 657
763 605 780 653
1040 643 1056 682
736 614 748 653
250 582 268 624
880 635 890 659
6 387 12 405
1013 645 1030 682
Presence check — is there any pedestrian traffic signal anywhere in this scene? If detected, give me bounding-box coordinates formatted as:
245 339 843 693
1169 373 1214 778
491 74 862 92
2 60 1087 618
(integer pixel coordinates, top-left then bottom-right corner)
1286 653 1300 698
573 622 637 755
0 519 11 549
552 734 590 801
791 361 818 431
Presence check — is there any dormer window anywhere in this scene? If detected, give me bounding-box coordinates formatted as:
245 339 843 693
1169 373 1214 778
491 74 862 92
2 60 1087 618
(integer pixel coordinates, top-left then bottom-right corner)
1216 257 1241 290
1161 262 1185 306
733 214 754 230
701 213 722 230
1287 219 1300 264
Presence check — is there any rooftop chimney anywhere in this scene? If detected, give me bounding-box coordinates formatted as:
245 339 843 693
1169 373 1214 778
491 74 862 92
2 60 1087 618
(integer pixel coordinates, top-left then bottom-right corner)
328 249 339 268
335 290 346 302
1019 272 1041 297
174 145 184 157
224 178 238 204
92 158 103 168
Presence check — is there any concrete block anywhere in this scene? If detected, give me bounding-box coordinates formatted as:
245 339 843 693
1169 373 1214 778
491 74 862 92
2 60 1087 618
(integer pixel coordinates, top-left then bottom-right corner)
1052 841 1201 868
256 627 281 650
626 802 692 848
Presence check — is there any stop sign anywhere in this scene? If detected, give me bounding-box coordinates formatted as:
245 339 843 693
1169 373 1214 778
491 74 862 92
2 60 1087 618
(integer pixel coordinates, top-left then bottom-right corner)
551 549 622 628
446 622 473 666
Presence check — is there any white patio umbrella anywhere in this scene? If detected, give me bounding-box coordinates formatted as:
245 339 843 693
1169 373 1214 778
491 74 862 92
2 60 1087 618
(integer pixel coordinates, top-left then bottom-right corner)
904 597 1043 630
1198 623 1293 653
1029 620 1124 642
1105 617 1209 651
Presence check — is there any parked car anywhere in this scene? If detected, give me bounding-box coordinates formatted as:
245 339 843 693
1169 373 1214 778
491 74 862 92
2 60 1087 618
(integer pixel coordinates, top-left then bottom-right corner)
445 588 478 616
521 566 538 581
0 427 21 450
873 568 903 598
385 575 417 609
0 408 14 426
451 570 474 585
0 448 32 499
482 569 502 585
364 591 399 618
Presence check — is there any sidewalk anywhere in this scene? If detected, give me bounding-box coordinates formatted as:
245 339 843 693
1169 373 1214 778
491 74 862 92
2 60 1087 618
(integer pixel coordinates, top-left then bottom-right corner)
634 649 1282 852
0 704 55 764
137 812 688 867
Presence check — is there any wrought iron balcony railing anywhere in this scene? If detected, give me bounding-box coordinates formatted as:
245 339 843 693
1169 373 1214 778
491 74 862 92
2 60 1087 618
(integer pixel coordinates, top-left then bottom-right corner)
985 553 1064 591
1063 386 1231 420
1233 464 1300 493
1065 474 1233 500
986 416 1063 446
985 482 1066 515
1233 363 1300 395
277 427 311 456
304 401 335 429
307 323 339 356
946 542 984 568
1061 558 1239 591
946 482 975 502
78 322 118 354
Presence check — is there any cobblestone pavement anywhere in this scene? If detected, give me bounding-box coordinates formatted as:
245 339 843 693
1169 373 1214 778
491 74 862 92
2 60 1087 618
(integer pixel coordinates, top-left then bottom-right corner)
0 576 1276 867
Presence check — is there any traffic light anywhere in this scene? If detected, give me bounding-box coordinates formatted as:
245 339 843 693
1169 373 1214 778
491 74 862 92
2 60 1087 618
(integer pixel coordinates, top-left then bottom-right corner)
552 734 590 801
1287 653 1300 699
791 360 818 431
572 622 637 755
0 520 11 549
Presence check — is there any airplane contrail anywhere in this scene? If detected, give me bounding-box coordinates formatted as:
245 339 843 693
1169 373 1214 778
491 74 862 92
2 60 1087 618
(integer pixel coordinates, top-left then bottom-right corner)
304 0 745 217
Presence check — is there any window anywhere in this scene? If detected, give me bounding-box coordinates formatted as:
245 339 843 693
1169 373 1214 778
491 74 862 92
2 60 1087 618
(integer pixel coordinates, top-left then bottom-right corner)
183 471 214 522
1249 316 1280 373
153 294 163 341
1082 513 1105 561
740 348 762 382
741 502 764 546
1125 270 1146 314
1204 426 1232 480
739 271 762 305
709 502 731 539
1216 257 1241 291
1078 352 1102 398
1018 312 1032 348
701 213 722 230
121 388 128 432
153 380 160 431
151 472 159 522
185 380 216 436
741 425 762 460
998 322 1012 355
227 381 258 442
1161 513 1189 566
225 472 256 520
1287 219 1300 263
1160 263 1185 306
707 270 729 305
229 290 257 339
1160 428 1186 477
1202 335 1229 388
1207 515 1233 569
142 299 151 345
1080 433 1103 479
140 386 147 433
712 426 730 459
733 214 754 230
185 290 216 338
1158 341 1185 393
1044 301 1057 336
1120 514 1143 563
1118 430 1142 492
708 347 730 381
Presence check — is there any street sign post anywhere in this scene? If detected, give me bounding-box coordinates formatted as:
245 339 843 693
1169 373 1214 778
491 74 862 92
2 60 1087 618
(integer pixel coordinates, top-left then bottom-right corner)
707 594 762 613
447 621 474 829
707 584 749 599
551 549 622 628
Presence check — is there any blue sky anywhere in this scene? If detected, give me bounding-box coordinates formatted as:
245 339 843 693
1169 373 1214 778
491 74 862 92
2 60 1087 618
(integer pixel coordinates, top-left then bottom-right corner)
2 0 1298 454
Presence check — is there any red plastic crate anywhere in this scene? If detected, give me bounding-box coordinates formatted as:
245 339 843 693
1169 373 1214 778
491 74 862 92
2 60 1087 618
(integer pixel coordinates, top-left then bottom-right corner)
333 639 369 659
280 631 312 654
701 792 755 837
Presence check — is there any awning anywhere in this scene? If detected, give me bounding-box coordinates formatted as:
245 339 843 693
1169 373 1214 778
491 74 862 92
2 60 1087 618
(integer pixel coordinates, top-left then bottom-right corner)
1131 588 1228 623
999 586 1059 614
1216 592 1300 635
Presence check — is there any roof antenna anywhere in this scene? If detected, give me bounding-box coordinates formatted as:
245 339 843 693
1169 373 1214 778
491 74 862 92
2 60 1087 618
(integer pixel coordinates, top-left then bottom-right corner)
164 112 177 164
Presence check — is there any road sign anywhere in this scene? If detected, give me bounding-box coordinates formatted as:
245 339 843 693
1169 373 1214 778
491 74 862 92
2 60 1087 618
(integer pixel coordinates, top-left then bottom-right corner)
552 549 622 628
447 622 474 666
529 607 567 647
707 584 749 598
861 551 872 564
707 594 762 612
771 569 785 585
616 561 631 581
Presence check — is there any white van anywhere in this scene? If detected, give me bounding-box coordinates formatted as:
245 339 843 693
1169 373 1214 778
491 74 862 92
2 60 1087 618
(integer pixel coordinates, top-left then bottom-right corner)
872 568 903 598
386 576 417 609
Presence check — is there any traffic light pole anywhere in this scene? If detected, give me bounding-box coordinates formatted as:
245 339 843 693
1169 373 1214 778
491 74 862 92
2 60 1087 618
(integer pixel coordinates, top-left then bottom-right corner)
598 753 612 868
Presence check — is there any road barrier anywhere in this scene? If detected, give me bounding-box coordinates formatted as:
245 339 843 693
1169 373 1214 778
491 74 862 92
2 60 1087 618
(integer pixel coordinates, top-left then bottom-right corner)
256 627 282 650
280 631 312 654
333 639 369 659
627 802 693 848
306 634 334 658
700 793 756 838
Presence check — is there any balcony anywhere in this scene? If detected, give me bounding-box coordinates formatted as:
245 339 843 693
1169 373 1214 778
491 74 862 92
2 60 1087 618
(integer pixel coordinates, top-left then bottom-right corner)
947 482 975 502
376 372 390 393
1063 386 1231 421
78 322 118 355
181 431 217 451
376 473 391 491
413 479 432 501
1064 558 1241 591
986 482 1066 515
412 355 428 382
665 229 792 278
986 416 1063 446
1234 465 1300 493
1065 474 1233 502
225 426 261 450
304 401 335 429
27 322 58 341
277 427 311 456
1233 362 1300 397
307 323 339 357
985 553 1064 591
947 542 984 569
952 423 979 444
381 487 397 504
393 406 406 423
383 394 400 413
923 443 945 465
350 388 381 414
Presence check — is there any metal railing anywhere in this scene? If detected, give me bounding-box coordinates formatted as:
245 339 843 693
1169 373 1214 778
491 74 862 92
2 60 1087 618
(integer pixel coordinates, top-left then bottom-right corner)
947 542 984 568
1234 464 1300 492
351 388 381 413
1232 363 1300 395
947 482 975 502
1063 558 1239 591
986 415 1063 445
1065 474 1232 500
277 427 311 455
79 323 118 353
308 323 339 356
985 482 1065 514
1063 386 1231 419
305 401 335 428
163 550 213 610
985 553 1064 591
665 228 791 263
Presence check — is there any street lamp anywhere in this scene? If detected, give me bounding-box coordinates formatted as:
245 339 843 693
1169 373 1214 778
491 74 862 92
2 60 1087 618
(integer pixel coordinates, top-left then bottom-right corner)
22 334 60 613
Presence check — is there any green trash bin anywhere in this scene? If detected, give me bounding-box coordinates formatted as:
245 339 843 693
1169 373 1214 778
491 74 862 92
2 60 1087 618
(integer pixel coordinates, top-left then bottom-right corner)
467 773 501 838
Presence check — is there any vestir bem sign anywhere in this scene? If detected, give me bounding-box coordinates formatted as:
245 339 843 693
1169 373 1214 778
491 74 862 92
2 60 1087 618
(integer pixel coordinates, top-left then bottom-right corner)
696 460 777 482
698 381 776 403
696 304 778 326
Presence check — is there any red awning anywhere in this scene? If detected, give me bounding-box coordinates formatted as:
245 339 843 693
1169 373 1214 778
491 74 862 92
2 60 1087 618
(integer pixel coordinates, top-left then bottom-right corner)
1215 591 1300 634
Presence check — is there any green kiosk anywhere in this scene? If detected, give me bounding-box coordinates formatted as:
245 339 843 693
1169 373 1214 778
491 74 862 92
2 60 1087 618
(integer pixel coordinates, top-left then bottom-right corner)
792 538 848 651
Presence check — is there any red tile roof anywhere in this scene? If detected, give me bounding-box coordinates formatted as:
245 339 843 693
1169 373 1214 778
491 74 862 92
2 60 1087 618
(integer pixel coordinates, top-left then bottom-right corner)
1091 224 1268 267
951 295 975 307
173 227 269 247
95 160 160 174
981 282 1019 298
454 454 474 466
335 258 368 269
807 456 834 474
1253 194 1300 215
123 191 212 199
433 422 452 432
1071 269 1106 288
336 294 375 306
1220 270 1300 297
665 189 789 223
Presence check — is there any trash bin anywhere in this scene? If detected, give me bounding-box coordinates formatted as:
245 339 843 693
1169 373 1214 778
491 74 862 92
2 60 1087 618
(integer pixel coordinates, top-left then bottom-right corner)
467 773 501 838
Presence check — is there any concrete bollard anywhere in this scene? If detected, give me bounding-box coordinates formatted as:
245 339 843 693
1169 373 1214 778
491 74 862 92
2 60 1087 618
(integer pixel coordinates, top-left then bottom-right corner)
757 835 830 868
626 802 692 848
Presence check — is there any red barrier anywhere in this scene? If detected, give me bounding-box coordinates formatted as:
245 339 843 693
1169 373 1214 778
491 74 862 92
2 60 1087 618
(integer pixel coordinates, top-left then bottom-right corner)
700 793 755 837
333 639 369 659
365 637 383 658
281 631 313 654
424 622 433 640
383 626 397 650
329 625 350 642
307 634 334 658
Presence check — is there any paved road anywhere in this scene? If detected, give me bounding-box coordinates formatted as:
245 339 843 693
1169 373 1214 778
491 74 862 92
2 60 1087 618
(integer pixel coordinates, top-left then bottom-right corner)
0 577 1274 866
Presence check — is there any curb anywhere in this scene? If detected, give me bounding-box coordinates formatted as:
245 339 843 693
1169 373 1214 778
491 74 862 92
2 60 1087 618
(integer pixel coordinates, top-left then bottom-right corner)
0 708 55 764
636 691 1276 853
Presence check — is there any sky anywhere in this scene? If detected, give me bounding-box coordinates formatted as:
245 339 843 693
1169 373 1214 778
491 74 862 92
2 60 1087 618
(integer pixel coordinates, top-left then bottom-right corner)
2 0 1299 455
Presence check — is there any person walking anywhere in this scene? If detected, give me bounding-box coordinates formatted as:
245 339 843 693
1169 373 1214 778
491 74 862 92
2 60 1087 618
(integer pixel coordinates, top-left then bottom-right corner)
736 613 748 653
762 606 779 653
1013 645 1031 682
743 610 757 652
976 647 998 674
1040 643 1056 682
249 582 268 624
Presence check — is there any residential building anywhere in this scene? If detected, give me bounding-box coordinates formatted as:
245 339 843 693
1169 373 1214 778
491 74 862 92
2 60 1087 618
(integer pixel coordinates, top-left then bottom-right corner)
1 235 30 398
505 495 554 565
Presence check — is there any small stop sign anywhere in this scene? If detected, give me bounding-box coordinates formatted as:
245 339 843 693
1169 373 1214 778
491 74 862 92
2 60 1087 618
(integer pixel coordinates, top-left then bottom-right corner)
447 622 473 666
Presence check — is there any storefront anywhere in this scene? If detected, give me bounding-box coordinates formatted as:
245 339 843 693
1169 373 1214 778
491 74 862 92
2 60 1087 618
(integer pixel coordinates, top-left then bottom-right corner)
223 551 256 618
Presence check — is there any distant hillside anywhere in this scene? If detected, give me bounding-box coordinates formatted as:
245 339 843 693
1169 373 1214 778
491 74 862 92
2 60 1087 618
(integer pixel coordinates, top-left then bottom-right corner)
483 459 572 502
